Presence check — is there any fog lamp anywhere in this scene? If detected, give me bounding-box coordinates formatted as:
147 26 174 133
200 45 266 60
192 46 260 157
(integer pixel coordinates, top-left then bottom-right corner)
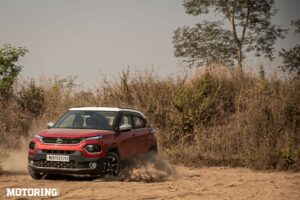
89 162 97 169
29 141 36 150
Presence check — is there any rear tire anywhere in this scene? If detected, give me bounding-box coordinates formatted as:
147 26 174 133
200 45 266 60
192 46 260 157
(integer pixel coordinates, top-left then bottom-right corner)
28 166 44 180
149 145 158 155
103 152 121 176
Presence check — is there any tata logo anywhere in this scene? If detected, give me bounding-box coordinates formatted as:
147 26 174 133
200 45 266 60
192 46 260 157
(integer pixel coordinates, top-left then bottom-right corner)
56 138 63 144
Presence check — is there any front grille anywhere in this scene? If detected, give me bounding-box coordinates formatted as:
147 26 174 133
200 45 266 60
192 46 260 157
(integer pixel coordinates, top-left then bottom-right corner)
42 137 83 144
34 160 79 169
42 150 75 155
34 160 90 169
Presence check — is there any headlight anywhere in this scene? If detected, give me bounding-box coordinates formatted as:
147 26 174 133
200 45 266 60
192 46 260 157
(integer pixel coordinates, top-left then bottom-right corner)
29 141 36 150
84 144 101 153
34 135 43 140
84 135 103 141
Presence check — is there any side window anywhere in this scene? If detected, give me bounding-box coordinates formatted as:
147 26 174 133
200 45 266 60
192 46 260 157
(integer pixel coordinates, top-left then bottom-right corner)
120 115 132 126
57 113 76 128
133 116 146 129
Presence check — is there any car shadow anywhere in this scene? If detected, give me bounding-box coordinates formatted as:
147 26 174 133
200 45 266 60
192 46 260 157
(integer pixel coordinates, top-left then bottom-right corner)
44 173 101 181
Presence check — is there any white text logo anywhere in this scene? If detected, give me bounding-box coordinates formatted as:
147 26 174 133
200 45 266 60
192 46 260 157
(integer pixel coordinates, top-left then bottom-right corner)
6 188 59 197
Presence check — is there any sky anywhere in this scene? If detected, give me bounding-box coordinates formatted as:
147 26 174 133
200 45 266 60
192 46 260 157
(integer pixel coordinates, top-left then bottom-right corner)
0 0 300 87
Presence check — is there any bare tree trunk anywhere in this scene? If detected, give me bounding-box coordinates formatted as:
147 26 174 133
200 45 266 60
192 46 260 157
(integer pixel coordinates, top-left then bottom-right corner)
231 4 244 80
237 45 243 78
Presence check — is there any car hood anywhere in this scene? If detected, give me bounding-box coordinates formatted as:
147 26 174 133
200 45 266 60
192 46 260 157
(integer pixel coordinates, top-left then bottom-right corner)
37 128 114 138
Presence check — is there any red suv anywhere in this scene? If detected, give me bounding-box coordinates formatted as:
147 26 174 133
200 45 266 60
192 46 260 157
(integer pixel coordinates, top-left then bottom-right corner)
28 107 157 179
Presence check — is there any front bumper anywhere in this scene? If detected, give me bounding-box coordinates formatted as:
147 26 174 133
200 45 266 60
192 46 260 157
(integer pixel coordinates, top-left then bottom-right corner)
28 149 106 174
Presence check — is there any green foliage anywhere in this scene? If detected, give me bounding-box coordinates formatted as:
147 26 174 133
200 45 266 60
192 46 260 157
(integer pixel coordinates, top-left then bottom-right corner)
174 0 286 71
278 146 300 170
279 19 300 77
279 148 294 167
279 46 300 77
169 71 236 144
292 19 300 35
173 73 215 130
0 44 28 99
173 21 236 68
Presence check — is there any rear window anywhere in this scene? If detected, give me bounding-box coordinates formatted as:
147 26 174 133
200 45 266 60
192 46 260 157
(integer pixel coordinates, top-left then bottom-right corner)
133 116 146 129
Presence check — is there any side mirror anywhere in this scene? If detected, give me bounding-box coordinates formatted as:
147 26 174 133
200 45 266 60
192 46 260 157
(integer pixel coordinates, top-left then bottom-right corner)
150 128 156 134
119 124 132 132
47 122 55 129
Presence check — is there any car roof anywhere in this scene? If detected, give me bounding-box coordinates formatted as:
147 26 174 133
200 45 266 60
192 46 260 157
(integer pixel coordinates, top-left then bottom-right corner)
69 107 146 118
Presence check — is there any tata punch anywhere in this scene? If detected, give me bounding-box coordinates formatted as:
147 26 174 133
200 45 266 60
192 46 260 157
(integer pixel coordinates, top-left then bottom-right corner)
28 107 157 179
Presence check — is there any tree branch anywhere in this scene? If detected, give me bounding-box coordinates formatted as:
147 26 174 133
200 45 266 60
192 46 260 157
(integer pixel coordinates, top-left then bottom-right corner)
241 2 250 43
208 53 231 70
231 1 240 45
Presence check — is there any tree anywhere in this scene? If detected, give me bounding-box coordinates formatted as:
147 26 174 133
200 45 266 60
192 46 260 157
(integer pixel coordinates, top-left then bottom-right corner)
173 0 286 75
291 19 300 34
279 20 300 77
0 44 28 98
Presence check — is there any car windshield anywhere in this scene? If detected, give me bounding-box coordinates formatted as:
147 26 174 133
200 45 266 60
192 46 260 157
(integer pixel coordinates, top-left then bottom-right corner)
53 110 117 130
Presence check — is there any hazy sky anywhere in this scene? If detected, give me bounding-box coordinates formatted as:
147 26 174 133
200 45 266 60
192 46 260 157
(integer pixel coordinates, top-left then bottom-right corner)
1 0 299 87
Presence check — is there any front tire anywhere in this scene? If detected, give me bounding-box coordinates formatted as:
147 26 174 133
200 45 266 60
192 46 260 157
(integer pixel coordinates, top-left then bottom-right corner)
28 166 44 180
103 152 121 176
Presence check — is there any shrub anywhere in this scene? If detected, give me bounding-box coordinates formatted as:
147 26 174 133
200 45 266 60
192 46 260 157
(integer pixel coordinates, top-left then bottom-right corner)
0 66 299 170
17 80 45 118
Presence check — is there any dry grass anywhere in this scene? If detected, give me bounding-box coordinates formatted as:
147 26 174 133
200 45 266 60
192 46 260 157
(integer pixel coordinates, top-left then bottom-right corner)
0 65 299 170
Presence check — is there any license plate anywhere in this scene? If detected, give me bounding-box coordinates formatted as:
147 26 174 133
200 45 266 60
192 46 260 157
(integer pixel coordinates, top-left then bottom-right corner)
46 154 69 162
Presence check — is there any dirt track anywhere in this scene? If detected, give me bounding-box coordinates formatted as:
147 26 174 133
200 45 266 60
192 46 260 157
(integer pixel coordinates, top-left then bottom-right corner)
1 166 300 200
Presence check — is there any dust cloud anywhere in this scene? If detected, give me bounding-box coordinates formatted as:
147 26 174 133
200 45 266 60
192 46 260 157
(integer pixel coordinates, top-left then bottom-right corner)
2 138 28 173
1 122 45 173
118 154 177 183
